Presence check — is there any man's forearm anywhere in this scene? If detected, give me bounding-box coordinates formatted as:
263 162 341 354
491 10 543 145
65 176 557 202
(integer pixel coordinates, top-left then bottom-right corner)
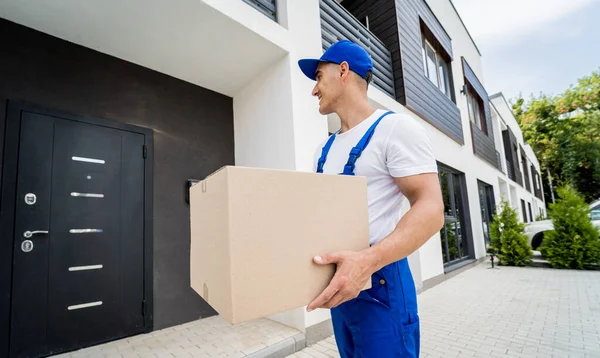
364 198 444 272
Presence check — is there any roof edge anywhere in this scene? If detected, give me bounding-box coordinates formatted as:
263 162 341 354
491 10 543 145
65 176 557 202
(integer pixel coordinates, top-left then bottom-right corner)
448 0 482 57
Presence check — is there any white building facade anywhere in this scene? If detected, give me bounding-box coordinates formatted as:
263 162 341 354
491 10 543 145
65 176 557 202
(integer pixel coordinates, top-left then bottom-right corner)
490 93 547 225
0 0 547 354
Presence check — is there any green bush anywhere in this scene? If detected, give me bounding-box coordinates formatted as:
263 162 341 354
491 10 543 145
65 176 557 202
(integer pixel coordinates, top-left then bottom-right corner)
539 185 600 269
490 199 533 266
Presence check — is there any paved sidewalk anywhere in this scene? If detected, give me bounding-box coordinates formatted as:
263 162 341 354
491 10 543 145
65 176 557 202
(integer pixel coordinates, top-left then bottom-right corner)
53 316 302 357
289 262 600 358
52 261 600 358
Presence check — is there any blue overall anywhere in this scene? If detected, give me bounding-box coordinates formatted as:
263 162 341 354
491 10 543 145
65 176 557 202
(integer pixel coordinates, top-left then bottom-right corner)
316 111 420 357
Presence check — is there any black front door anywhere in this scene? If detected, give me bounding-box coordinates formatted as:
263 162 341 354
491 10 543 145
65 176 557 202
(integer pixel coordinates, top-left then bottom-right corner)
477 181 495 248
8 108 148 357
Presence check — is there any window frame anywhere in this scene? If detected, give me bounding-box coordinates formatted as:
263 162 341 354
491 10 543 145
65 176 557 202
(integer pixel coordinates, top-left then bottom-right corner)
438 165 473 267
465 84 487 134
521 199 528 223
522 154 531 191
438 59 451 98
421 38 452 100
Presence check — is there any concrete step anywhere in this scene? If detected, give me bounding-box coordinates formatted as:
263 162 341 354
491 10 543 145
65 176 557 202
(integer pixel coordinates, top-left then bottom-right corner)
531 250 552 268
530 251 600 270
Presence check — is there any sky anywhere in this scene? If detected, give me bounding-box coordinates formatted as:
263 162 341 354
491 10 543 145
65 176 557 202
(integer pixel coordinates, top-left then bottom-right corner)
451 0 600 104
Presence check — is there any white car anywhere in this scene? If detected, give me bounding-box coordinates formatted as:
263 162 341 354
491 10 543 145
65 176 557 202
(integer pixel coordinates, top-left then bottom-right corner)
525 199 600 249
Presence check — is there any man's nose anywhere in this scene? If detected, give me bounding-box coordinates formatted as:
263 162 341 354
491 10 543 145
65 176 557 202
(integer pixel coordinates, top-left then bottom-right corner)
312 85 319 97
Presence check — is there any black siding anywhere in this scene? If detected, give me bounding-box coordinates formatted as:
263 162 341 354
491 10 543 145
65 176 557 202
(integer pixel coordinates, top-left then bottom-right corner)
342 0 463 144
538 170 544 200
470 122 498 168
531 165 544 200
0 19 232 339
399 0 452 56
341 0 399 98
502 128 523 186
321 0 396 97
520 145 531 192
462 58 499 169
532 165 543 200
396 0 463 144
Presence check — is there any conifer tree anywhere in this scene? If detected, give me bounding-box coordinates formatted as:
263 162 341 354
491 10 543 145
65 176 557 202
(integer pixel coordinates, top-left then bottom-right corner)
490 199 533 266
540 185 600 269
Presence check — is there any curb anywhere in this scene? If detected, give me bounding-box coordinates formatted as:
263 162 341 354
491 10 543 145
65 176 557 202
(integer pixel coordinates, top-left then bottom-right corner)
246 333 306 358
530 259 552 268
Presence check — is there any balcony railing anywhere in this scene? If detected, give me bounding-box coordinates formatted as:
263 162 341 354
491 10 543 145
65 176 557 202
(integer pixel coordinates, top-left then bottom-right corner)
242 0 277 21
320 0 396 98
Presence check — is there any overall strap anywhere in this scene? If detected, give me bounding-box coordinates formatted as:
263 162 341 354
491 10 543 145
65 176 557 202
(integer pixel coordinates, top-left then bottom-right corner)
342 110 394 176
316 131 338 173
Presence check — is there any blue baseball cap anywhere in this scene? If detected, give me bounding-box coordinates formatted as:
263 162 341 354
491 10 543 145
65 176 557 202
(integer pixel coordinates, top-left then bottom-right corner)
298 40 373 81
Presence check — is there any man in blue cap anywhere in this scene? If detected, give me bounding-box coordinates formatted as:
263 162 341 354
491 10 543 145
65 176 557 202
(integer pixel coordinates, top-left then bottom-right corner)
298 40 445 357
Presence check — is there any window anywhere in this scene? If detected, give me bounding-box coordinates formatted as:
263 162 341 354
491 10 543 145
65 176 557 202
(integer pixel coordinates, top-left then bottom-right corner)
528 202 533 223
438 166 471 265
422 39 451 98
478 181 495 247
423 41 438 86
466 85 486 134
521 199 528 223
522 154 531 191
513 144 521 181
438 59 451 97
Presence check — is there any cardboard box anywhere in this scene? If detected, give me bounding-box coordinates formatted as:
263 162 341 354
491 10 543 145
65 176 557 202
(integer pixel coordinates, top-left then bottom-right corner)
189 166 371 324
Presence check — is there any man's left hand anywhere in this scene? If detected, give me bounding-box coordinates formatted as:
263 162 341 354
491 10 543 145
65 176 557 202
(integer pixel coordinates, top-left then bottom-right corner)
306 250 376 312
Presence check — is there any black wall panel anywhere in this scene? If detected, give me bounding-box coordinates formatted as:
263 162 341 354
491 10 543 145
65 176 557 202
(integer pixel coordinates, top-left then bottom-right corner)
0 19 233 337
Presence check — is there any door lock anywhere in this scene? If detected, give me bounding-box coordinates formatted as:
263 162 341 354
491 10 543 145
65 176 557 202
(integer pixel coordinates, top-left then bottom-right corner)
23 230 49 238
21 240 34 252
24 193 37 205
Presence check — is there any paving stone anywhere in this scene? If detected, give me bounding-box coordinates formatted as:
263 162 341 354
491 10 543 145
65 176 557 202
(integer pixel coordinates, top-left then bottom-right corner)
291 263 600 357
46 316 299 358
322 350 339 358
310 343 329 353
301 347 329 358
48 263 599 358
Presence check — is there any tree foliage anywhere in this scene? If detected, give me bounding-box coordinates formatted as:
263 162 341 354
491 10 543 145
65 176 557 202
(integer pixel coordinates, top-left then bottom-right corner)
489 199 533 266
539 185 600 269
512 70 600 203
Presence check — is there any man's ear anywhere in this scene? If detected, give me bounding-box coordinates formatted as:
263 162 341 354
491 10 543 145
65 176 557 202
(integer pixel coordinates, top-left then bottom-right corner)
339 61 350 79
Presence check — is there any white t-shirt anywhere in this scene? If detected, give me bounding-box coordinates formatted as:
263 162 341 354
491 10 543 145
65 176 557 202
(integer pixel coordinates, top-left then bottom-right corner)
313 109 438 245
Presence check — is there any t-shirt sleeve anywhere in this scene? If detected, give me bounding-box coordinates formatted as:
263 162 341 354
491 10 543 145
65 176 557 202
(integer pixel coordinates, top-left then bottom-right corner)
385 115 438 178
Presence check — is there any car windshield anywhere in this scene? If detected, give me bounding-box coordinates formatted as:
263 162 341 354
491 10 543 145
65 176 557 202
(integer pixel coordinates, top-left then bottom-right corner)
591 203 600 221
